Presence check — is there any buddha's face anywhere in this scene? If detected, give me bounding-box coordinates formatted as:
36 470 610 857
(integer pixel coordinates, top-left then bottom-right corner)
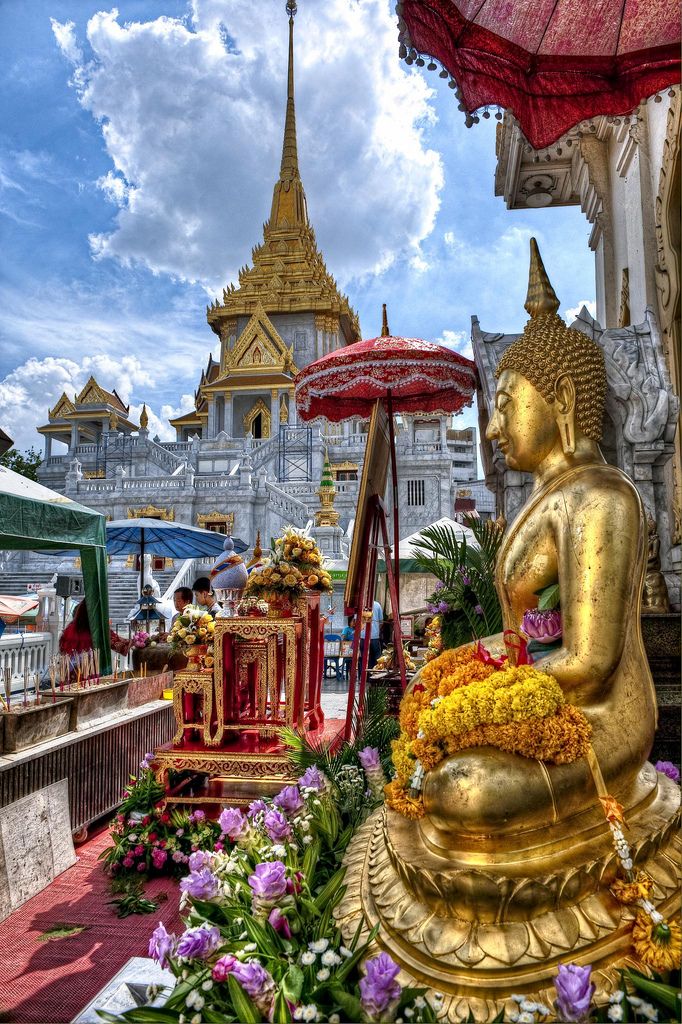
486 369 560 473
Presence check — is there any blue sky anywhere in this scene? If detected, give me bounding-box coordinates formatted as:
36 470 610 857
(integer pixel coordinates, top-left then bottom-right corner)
0 0 596 451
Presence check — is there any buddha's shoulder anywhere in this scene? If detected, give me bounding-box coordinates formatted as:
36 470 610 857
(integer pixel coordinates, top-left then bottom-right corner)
553 463 641 512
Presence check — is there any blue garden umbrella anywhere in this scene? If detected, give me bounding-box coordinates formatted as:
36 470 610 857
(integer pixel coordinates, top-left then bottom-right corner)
105 518 247 594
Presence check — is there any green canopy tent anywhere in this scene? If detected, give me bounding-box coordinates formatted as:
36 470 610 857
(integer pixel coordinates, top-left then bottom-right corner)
0 465 112 675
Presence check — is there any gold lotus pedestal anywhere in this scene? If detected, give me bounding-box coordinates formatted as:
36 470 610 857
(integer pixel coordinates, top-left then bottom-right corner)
337 763 680 1022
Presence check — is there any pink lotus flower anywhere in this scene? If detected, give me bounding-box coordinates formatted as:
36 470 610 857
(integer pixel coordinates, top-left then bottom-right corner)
522 608 562 642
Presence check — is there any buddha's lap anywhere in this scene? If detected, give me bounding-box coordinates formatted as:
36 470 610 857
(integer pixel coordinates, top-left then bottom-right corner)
422 742 650 837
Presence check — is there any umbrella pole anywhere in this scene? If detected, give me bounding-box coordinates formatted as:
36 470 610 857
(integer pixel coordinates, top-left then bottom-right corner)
385 390 400 605
139 531 145 602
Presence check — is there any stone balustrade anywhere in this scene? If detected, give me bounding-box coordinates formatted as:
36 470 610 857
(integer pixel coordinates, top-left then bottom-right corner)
0 632 53 684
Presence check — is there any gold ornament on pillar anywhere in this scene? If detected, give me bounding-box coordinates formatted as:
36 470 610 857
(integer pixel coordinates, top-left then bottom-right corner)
139 404 149 430
279 395 289 424
315 450 339 527
108 410 119 431
336 238 681 1017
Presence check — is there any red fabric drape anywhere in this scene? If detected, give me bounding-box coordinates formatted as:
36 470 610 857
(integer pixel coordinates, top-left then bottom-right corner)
401 0 681 148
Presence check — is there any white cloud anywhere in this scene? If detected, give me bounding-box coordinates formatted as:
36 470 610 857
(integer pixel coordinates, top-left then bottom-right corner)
564 299 597 324
50 18 83 65
52 0 443 292
96 170 132 207
437 328 472 358
0 353 158 452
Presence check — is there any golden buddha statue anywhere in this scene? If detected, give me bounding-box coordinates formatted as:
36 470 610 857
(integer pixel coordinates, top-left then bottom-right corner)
337 240 680 1020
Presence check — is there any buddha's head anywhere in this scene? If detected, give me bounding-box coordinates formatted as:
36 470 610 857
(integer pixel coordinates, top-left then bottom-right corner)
486 239 607 474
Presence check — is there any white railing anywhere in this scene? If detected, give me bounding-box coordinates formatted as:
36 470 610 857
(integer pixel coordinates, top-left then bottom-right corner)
162 442 193 453
0 632 53 682
322 433 368 447
194 476 240 490
161 558 196 604
265 481 310 528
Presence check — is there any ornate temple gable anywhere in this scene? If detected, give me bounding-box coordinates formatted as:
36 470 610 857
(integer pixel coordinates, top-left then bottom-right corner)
205 9 360 344
223 303 295 375
49 392 76 421
75 376 128 414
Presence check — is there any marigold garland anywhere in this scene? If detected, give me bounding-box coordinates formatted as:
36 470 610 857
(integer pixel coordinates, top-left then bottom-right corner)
632 912 682 972
418 665 565 744
388 646 592 821
385 780 425 819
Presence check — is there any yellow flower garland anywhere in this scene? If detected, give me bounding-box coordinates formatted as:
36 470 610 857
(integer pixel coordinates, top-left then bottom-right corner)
386 646 592 821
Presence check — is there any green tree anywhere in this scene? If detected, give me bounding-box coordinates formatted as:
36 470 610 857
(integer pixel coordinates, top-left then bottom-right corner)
0 447 43 481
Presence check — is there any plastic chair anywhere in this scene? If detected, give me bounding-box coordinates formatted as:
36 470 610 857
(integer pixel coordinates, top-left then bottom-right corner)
323 633 343 679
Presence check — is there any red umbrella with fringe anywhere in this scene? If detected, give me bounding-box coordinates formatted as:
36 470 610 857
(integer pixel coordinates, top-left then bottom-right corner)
396 0 680 149
295 305 476 604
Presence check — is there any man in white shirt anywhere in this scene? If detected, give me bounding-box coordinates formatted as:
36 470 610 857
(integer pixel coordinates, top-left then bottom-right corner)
192 576 221 618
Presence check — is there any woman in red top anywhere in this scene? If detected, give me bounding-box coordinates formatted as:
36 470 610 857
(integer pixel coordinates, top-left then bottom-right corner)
59 600 130 658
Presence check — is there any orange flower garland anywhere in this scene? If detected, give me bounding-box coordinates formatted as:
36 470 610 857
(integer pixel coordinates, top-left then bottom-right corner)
386 644 592 820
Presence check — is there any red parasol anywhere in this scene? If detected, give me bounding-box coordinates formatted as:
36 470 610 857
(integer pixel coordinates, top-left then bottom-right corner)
295 308 476 424
397 0 681 149
295 306 476 697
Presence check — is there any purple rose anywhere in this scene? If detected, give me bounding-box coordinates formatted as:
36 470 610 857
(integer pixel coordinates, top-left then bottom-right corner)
219 806 248 840
273 785 304 814
188 850 211 872
232 960 276 1014
148 921 175 968
247 798 268 818
176 924 221 961
248 860 288 904
359 952 401 1015
554 963 594 1022
179 867 220 900
263 808 292 842
522 608 562 642
298 765 327 791
358 746 381 771
655 760 680 784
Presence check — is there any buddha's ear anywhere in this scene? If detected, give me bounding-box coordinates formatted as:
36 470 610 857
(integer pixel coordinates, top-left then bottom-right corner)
554 373 576 454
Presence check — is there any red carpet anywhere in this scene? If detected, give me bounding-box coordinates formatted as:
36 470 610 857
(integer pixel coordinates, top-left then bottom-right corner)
0 829 182 1024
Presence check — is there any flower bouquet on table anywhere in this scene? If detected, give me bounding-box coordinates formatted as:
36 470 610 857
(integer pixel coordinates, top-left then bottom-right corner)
169 606 215 669
273 528 333 593
244 561 305 617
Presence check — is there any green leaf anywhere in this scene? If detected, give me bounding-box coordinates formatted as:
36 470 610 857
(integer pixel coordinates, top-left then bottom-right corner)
227 973 262 1024
624 968 682 1014
313 866 346 912
118 1010 180 1023
329 984 363 1021
491 1009 507 1023
272 990 293 1024
536 583 560 610
281 964 304 1003
242 913 280 953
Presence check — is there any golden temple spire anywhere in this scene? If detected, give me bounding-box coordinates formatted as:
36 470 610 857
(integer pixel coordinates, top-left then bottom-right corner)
139 403 149 429
381 303 390 337
524 237 560 319
269 2 308 229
